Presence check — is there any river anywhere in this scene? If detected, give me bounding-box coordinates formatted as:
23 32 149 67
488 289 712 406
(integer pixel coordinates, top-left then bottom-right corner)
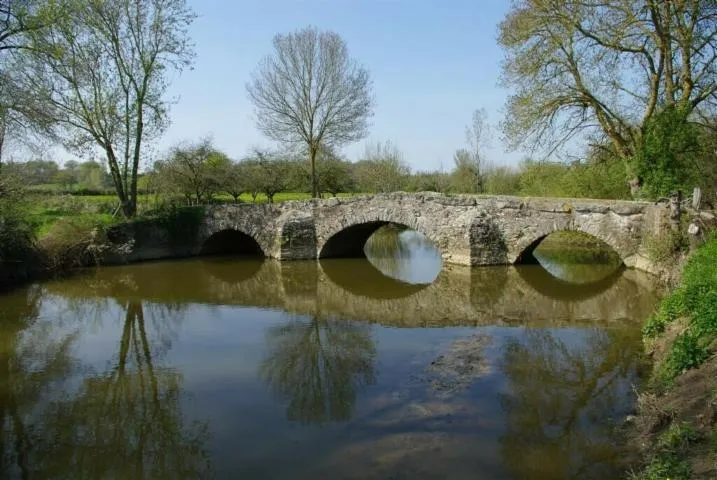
0 227 661 479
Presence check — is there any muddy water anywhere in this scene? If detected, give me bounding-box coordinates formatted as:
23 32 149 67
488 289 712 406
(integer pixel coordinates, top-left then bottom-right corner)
0 228 661 479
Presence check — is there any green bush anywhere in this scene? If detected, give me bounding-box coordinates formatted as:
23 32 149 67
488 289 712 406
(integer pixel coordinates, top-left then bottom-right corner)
516 158 630 199
631 423 696 480
650 232 717 385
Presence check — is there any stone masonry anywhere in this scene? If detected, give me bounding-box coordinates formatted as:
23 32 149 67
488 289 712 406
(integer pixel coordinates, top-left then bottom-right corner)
108 192 671 272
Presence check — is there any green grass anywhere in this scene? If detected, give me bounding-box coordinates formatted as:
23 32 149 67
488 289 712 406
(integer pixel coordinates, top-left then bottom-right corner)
23 191 367 237
631 423 697 480
644 232 717 386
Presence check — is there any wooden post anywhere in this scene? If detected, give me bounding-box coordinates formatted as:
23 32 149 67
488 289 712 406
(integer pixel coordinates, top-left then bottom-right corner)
669 190 682 232
692 187 702 211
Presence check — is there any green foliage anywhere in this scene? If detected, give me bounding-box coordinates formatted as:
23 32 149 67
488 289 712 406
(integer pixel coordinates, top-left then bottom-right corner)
631 106 702 199
483 165 521 195
631 423 697 480
517 158 630 199
353 141 410 193
154 138 232 204
150 205 206 245
649 233 717 385
644 294 687 339
644 228 689 263
660 333 711 384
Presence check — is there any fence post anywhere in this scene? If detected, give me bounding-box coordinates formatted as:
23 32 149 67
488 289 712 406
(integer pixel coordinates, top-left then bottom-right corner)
692 186 702 211
669 190 682 232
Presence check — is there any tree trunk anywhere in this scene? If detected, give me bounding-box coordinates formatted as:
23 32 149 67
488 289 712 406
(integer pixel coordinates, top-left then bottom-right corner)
310 145 318 198
106 148 132 217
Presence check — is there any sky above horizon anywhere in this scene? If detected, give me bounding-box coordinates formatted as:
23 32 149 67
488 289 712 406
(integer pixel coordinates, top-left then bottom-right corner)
16 1 533 171
152 0 525 172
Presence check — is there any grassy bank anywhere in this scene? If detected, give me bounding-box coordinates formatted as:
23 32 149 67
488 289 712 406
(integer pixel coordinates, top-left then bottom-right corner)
630 233 717 479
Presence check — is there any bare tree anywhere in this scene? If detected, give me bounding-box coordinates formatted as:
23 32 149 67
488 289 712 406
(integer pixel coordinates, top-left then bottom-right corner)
17 0 195 217
247 26 374 198
451 108 491 193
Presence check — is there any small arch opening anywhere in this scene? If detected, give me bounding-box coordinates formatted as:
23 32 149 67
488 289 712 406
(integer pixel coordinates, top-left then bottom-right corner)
319 223 442 293
200 229 264 257
515 231 623 285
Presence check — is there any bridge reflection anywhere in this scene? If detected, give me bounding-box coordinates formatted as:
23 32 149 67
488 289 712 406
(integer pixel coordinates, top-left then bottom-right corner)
44 257 660 327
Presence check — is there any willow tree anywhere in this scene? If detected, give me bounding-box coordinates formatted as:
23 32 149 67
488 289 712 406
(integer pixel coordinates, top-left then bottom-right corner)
18 0 195 217
499 0 717 189
247 26 374 198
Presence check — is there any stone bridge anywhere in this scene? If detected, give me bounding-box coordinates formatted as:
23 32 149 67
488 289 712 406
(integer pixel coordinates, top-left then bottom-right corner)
108 193 670 271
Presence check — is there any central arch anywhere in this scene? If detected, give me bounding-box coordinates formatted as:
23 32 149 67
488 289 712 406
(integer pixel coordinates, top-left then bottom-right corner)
200 229 265 257
320 221 406 259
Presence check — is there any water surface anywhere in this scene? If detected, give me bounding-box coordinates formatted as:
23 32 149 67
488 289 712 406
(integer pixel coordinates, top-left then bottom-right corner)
0 229 661 479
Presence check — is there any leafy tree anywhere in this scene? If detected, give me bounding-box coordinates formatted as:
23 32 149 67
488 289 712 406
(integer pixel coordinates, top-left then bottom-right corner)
76 160 104 190
483 165 521 195
353 140 410 193
631 105 704 198
450 148 482 193
155 138 230 205
247 26 374 198
17 159 58 184
499 0 717 192
289 145 354 197
220 162 247 202
0 0 63 166
251 150 289 203
53 169 77 191
404 170 451 193
17 0 195 217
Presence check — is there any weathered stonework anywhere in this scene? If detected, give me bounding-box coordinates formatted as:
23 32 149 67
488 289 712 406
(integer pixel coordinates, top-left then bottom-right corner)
106 193 672 272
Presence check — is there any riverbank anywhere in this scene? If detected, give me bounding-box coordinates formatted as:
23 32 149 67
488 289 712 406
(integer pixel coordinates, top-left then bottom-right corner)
629 233 717 479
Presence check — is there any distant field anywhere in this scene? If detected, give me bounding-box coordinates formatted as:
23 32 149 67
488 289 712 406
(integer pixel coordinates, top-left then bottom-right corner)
24 191 363 237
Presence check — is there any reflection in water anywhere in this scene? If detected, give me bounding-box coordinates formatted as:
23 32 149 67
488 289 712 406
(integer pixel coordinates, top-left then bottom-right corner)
364 226 442 284
499 328 641 479
260 316 376 424
319 258 428 299
0 288 76 479
0 238 661 479
38 300 212 479
532 233 624 285
0 296 211 479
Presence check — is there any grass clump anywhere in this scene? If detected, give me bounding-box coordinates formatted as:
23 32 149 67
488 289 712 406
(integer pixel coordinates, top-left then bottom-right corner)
631 423 697 480
647 232 717 385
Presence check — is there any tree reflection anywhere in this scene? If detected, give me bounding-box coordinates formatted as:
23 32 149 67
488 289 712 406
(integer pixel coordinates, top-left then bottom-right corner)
34 300 212 479
1 297 211 479
260 316 376 424
498 328 641 479
0 287 77 479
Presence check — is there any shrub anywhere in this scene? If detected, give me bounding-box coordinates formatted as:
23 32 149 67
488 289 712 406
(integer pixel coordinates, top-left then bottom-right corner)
631 423 696 480
650 232 717 384
38 217 126 271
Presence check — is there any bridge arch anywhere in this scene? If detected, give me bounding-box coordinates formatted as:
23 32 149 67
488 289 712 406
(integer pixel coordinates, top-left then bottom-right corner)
318 212 439 259
513 226 626 265
199 228 266 257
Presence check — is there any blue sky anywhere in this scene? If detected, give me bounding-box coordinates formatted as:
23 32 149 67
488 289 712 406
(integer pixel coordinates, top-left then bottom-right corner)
160 0 524 171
